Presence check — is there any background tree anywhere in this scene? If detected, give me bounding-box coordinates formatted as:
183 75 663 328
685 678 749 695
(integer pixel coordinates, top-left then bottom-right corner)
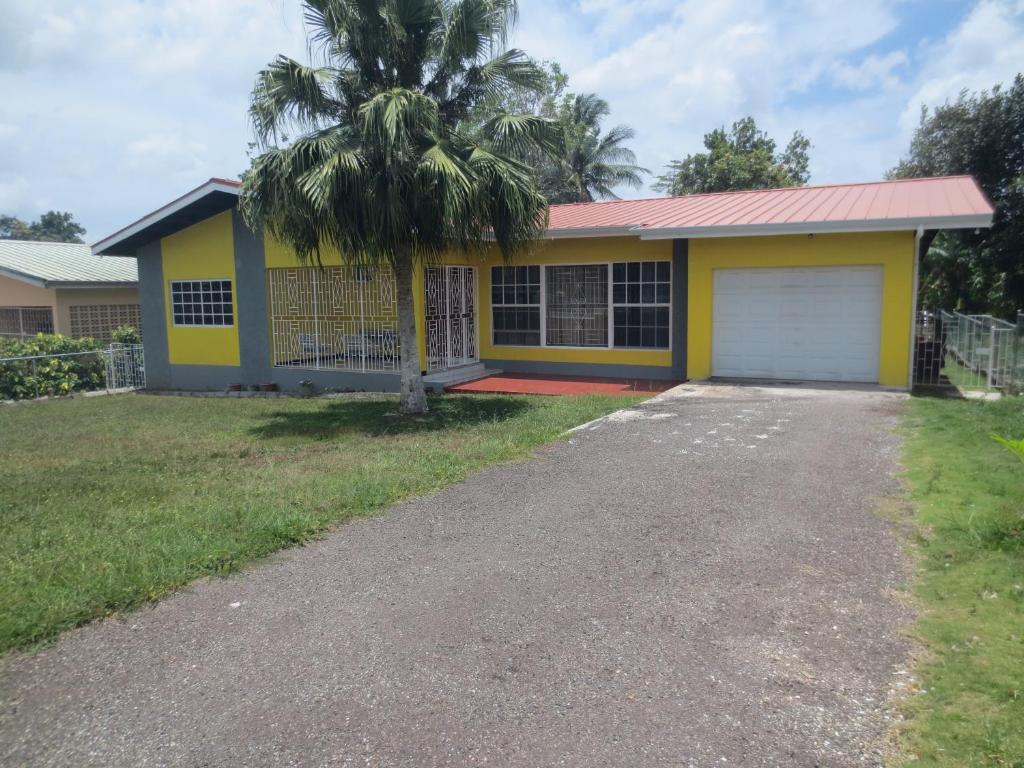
541 93 648 203
0 211 85 242
465 63 646 203
889 75 1024 317
653 117 811 196
241 0 551 415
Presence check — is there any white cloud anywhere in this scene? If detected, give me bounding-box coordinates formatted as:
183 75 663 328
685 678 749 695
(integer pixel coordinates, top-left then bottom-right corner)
900 0 1024 131
0 0 1021 239
0 0 307 238
831 51 909 92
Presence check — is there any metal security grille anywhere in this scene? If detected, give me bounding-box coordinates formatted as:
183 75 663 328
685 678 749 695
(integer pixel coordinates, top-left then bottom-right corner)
68 304 142 342
268 266 399 372
425 266 477 372
545 265 608 347
913 309 1023 393
0 306 54 339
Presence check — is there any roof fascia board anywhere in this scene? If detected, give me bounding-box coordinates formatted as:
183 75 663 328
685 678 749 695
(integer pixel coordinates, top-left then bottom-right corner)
0 267 47 288
91 180 241 256
544 226 641 239
635 214 993 240
49 281 139 290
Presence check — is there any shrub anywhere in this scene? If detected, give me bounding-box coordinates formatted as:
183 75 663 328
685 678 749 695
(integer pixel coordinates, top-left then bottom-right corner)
0 334 106 401
111 325 142 345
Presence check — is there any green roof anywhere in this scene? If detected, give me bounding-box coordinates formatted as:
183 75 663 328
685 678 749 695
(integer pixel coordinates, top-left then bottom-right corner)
0 240 137 287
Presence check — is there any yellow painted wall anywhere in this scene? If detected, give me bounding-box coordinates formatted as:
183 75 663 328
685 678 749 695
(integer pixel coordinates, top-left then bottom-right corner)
161 210 239 366
469 237 674 367
687 231 915 388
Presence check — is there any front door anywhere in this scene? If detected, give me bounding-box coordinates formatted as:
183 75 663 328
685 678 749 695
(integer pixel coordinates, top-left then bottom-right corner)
425 266 477 372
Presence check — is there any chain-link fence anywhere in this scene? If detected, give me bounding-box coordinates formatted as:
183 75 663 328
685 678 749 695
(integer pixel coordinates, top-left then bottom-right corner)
0 343 145 401
913 310 1022 393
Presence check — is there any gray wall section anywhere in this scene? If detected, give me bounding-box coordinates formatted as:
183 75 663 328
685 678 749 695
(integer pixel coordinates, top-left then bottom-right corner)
672 239 688 380
135 240 171 389
232 211 271 384
164 363 401 393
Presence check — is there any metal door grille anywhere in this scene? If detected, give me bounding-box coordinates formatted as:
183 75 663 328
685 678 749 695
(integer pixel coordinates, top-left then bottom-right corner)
425 266 477 372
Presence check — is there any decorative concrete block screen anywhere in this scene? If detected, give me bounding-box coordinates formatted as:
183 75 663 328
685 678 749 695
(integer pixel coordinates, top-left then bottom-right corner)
69 304 142 342
268 266 399 372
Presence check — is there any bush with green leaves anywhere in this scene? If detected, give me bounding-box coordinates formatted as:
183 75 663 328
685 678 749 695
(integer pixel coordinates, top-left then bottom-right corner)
111 325 142 345
0 334 106 401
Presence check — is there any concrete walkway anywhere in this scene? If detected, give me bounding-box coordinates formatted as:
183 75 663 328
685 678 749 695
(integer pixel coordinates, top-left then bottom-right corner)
0 384 911 767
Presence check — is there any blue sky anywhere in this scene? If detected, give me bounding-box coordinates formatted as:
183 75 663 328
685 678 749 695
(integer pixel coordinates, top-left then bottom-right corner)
0 0 1021 241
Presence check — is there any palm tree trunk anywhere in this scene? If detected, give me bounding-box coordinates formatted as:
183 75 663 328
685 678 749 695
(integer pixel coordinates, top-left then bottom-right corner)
394 253 429 415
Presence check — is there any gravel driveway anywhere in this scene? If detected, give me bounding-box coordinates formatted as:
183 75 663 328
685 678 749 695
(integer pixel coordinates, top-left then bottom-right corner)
0 383 911 767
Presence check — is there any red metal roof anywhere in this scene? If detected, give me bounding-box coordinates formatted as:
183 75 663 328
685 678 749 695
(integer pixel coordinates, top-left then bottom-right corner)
546 175 993 237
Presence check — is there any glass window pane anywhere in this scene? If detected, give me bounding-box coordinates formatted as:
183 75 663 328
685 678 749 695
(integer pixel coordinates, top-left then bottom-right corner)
641 262 655 281
657 261 670 282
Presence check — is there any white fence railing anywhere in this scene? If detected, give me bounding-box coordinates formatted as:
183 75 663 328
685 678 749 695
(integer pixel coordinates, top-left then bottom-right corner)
0 343 145 401
913 310 1023 392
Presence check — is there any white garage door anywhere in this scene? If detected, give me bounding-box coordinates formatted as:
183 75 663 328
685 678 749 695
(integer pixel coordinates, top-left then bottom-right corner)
712 266 883 382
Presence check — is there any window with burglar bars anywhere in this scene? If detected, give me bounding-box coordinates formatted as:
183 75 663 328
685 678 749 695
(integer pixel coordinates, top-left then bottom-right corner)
546 265 609 347
492 261 671 349
69 304 142 342
267 266 399 372
0 306 54 338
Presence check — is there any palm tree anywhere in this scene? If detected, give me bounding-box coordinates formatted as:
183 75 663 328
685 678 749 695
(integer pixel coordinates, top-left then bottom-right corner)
241 0 552 414
544 93 648 203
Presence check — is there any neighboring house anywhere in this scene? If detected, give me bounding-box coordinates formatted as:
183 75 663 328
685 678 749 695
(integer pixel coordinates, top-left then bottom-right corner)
0 240 140 342
92 176 993 392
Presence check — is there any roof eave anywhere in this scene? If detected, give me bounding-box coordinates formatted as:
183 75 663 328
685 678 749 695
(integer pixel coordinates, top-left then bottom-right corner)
545 225 642 239
0 267 47 288
636 214 994 240
92 179 241 257
47 281 139 289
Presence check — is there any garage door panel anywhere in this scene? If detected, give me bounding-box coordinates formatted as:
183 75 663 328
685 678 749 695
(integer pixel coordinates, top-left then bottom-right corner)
712 266 882 383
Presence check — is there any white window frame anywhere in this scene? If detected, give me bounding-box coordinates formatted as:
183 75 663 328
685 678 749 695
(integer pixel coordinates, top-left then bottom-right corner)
489 261 672 351
610 260 673 351
490 265 543 347
169 278 234 328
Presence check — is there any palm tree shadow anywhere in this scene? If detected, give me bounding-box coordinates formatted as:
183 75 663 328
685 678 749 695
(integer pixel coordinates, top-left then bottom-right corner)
248 395 532 440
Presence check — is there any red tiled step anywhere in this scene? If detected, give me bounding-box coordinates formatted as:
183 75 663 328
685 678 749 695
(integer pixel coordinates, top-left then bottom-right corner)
445 373 681 396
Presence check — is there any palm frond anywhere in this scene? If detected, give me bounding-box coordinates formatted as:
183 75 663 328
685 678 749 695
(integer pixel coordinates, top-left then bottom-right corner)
250 55 342 145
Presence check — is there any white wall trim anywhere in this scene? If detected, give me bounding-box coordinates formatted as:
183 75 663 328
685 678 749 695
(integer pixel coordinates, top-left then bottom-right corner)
636 215 993 240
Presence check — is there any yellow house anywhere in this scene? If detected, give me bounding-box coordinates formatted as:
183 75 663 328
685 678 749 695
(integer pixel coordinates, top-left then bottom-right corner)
91 176 993 392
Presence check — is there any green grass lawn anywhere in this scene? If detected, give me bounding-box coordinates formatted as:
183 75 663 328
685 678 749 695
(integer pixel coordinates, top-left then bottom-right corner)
0 392 641 654
899 395 1024 766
